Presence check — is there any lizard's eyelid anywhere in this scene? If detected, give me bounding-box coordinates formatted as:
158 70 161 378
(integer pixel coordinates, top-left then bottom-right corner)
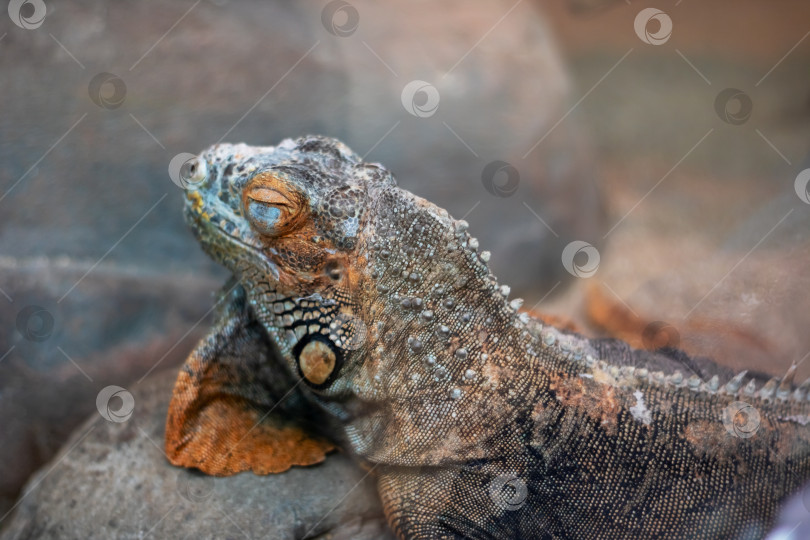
243 184 304 237
247 187 293 206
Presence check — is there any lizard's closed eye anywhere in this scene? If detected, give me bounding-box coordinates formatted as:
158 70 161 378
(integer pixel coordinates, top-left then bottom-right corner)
243 184 302 237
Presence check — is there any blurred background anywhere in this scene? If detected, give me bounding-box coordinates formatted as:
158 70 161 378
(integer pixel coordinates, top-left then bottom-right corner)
0 0 808 536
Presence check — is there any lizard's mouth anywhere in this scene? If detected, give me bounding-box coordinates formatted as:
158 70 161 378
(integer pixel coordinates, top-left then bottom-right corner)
183 193 286 285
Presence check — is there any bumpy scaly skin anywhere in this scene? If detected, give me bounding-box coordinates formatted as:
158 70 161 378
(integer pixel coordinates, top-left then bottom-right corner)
174 135 810 539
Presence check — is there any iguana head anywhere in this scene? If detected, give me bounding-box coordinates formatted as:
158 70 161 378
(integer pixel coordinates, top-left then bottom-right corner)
184 136 375 283
184 136 385 386
184 135 525 464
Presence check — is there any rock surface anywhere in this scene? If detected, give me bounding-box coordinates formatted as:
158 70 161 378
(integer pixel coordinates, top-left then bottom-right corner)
0 260 219 520
0 369 392 540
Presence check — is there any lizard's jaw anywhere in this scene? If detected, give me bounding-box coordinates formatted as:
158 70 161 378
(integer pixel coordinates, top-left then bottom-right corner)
184 187 259 244
183 194 282 282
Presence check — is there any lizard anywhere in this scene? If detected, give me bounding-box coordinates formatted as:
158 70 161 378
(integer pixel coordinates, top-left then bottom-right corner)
165 135 810 539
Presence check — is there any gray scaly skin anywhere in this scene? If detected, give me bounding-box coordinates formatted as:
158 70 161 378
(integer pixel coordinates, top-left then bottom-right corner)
175 135 810 539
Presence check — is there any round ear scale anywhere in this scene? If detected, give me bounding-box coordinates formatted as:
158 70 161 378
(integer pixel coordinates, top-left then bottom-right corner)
293 334 344 389
242 171 308 237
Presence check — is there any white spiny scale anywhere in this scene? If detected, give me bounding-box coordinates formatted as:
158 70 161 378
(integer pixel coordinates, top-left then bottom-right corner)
777 364 797 400
796 377 810 401
687 375 701 390
707 375 719 392
743 379 757 396
599 361 610 372
622 366 635 377
669 371 683 385
510 298 524 310
724 370 748 393
758 378 778 400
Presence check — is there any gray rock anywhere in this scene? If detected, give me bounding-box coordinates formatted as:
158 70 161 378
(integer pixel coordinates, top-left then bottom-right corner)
0 259 220 521
0 369 391 540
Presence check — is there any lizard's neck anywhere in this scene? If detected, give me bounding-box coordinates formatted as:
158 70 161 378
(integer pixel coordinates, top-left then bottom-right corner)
339 188 583 464
355 188 553 402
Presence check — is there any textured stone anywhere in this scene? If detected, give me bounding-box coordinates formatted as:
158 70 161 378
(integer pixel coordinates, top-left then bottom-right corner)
0 369 391 540
0 259 219 521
